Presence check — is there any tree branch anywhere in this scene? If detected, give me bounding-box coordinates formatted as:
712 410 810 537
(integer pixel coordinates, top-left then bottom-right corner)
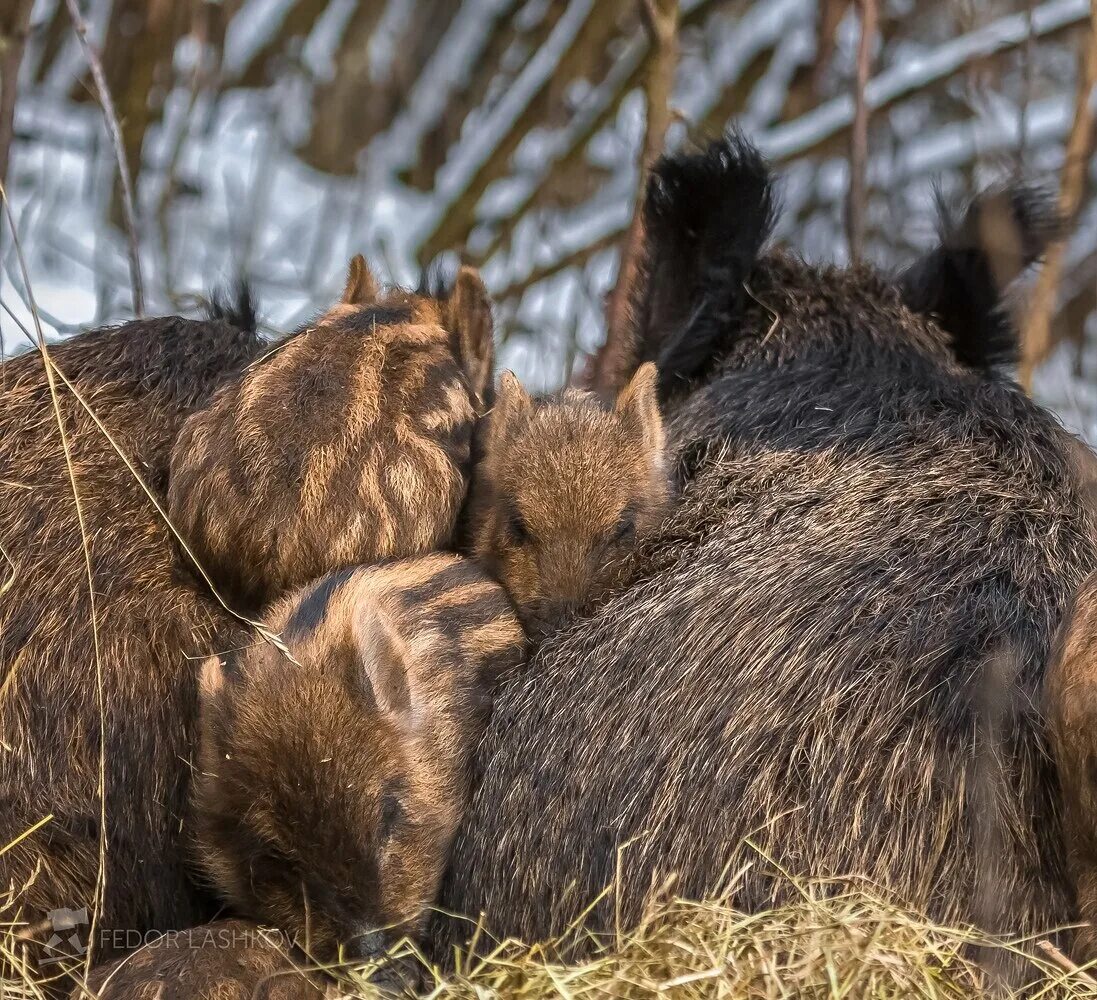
0 0 33 192
589 0 679 395
764 0 1087 161
846 0 877 263
1020 0 1097 387
497 0 1087 302
63 0 145 316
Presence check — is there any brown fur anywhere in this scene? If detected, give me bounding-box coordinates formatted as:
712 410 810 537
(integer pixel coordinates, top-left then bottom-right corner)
191 553 523 961
466 362 669 637
1046 570 1097 959
0 264 491 981
168 257 494 612
0 315 261 974
75 920 326 1000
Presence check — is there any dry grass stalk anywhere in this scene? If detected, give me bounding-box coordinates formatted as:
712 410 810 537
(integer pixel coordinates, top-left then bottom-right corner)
4 834 1097 998
0 182 110 979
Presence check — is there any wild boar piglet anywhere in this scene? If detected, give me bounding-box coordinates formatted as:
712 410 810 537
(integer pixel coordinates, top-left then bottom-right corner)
467 362 670 638
168 256 495 611
191 553 523 964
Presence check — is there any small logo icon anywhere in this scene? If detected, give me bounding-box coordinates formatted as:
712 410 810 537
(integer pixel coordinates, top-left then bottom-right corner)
41 907 88 965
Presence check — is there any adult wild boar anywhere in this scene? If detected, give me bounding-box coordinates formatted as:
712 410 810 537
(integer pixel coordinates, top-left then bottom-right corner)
437 135 1097 957
0 309 261 969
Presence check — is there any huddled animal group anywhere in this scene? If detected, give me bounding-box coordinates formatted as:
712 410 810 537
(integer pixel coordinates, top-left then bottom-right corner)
4 133 1097 998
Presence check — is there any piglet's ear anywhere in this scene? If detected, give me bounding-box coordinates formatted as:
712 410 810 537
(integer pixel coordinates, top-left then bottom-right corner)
352 604 417 726
615 361 665 460
341 254 379 306
447 266 495 408
485 371 532 457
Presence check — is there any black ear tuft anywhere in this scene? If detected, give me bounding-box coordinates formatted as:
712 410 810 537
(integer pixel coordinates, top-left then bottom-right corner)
897 184 1060 373
419 251 461 300
206 281 259 336
636 130 778 400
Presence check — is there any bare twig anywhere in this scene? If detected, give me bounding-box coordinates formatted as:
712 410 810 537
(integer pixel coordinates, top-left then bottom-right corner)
494 229 621 304
509 0 1087 316
62 0 145 316
1035 938 1097 985
0 0 33 192
812 0 852 94
590 0 680 395
155 1 212 298
847 0 878 263
414 0 601 265
1017 0 1039 174
1020 0 1097 388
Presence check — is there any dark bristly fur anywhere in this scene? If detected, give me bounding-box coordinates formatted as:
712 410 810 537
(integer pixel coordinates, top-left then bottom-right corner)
76 920 325 1000
206 281 259 337
434 134 1097 978
0 316 263 971
168 256 495 612
193 555 523 964
896 184 1059 372
629 131 777 401
466 364 669 639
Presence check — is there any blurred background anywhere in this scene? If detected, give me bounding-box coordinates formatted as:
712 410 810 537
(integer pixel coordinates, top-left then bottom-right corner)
0 0 1095 424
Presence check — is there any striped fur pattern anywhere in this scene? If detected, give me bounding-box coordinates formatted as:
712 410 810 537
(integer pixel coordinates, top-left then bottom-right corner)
192 553 523 962
168 258 494 612
467 363 670 638
0 316 262 971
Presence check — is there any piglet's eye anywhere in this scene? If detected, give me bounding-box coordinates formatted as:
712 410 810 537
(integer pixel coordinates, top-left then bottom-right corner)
379 793 405 843
610 511 636 544
508 508 532 545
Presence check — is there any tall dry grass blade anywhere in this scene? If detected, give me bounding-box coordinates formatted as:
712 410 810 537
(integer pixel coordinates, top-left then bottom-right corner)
0 180 109 977
0 816 53 858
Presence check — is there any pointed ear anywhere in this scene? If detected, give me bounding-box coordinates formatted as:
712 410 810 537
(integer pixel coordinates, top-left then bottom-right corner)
352 605 414 721
897 185 1059 373
447 266 494 406
485 371 532 456
622 132 776 400
341 254 379 306
615 362 664 458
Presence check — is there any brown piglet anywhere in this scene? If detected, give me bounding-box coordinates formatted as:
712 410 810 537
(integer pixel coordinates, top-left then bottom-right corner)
168 257 494 612
190 553 524 969
466 361 670 638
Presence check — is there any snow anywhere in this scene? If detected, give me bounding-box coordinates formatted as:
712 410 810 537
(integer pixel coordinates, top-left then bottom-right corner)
2 0 1095 439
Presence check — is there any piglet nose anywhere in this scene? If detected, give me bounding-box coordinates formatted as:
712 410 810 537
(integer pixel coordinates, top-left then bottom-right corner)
345 929 388 961
344 930 422 995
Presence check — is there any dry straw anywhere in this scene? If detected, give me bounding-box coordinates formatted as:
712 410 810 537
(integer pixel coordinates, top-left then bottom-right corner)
9 879 1091 999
